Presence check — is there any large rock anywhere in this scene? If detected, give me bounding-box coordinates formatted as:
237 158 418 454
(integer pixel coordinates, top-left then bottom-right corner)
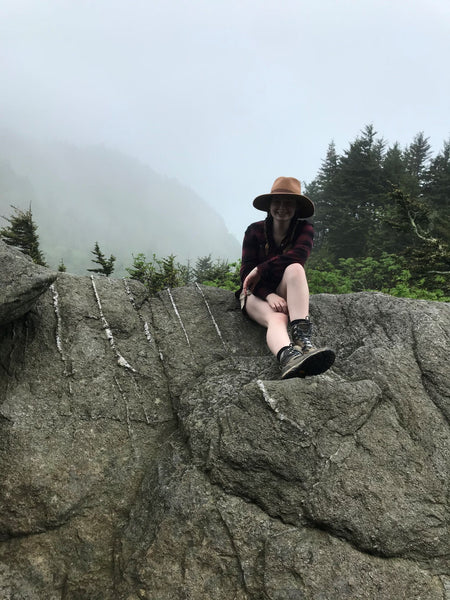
0 240 56 326
0 241 449 599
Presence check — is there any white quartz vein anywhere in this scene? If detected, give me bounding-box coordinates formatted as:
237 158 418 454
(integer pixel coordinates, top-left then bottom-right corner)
91 276 137 372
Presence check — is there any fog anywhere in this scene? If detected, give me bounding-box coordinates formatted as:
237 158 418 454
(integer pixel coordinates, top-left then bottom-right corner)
0 132 241 274
1 0 449 242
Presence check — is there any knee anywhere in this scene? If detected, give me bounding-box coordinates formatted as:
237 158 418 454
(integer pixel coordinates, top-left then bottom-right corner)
283 263 306 282
268 312 289 328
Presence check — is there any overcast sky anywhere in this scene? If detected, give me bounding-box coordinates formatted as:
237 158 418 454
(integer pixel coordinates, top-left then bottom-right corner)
1 0 449 241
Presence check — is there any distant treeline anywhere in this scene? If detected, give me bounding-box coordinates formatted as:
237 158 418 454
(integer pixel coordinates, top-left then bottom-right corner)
1 124 449 301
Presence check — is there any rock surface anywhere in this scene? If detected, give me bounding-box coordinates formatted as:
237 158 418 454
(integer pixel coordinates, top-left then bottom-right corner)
0 242 449 599
0 240 56 326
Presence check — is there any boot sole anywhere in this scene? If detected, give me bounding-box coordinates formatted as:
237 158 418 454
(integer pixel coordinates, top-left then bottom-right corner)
281 348 335 379
298 348 335 377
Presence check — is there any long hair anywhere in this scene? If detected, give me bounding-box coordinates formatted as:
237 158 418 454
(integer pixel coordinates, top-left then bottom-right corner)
263 212 305 255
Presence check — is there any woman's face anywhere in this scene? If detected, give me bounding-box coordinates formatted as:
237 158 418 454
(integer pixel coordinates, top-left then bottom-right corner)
270 198 296 222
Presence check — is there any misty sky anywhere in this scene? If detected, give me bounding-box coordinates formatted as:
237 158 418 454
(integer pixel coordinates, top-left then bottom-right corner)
1 0 449 242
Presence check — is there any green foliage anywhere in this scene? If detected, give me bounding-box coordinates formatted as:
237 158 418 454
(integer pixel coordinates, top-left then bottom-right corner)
310 124 387 258
177 260 195 286
126 253 186 294
194 255 241 291
125 246 448 301
126 253 241 295
384 187 450 293
307 253 449 301
0 205 47 266
307 126 450 262
306 261 354 295
159 254 185 289
423 140 450 241
305 125 450 301
58 259 67 272
404 132 432 186
126 245 447 302
88 242 116 276
194 255 226 282
201 260 241 291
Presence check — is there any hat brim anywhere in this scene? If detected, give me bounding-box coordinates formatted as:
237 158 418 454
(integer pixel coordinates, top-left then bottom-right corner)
253 193 315 218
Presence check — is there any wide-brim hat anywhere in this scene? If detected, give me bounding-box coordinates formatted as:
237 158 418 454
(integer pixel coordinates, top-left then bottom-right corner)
253 176 314 218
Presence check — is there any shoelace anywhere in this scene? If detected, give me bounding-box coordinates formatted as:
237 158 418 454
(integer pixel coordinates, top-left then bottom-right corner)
302 338 313 350
292 324 313 351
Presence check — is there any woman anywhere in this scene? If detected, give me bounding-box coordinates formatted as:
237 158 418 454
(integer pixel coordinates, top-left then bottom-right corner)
238 176 335 379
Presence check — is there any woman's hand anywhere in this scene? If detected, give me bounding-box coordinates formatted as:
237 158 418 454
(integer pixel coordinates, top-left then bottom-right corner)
243 267 260 295
266 293 288 314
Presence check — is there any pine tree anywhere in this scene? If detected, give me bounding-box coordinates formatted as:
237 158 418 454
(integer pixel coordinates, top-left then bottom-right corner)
0 205 47 266
404 132 432 183
385 187 449 292
194 255 230 285
193 255 215 282
126 253 184 294
58 259 67 272
422 140 450 243
177 259 195 286
370 143 417 255
88 242 116 276
383 143 406 186
307 141 339 251
324 125 386 258
158 254 182 289
306 127 449 296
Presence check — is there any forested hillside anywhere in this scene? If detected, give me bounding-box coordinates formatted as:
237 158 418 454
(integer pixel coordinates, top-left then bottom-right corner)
0 131 240 275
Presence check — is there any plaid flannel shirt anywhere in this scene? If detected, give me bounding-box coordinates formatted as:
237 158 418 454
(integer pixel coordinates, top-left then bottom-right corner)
238 218 314 300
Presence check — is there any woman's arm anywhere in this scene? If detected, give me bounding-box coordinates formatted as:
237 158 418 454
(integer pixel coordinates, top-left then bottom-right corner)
239 224 274 299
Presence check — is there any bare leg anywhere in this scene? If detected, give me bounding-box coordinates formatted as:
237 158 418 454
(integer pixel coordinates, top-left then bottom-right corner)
276 263 309 321
244 264 334 378
245 294 290 356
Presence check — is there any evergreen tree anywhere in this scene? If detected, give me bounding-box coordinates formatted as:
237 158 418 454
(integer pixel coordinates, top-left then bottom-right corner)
382 143 407 187
366 143 416 255
404 132 432 184
194 255 230 284
158 254 182 289
322 125 386 258
126 253 184 294
177 259 195 286
307 128 440 262
0 205 47 266
422 140 450 243
317 141 339 185
385 187 449 293
193 255 214 282
305 127 449 297
88 242 116 276
126 253 154 290
193 254 239 289
307 141 339 251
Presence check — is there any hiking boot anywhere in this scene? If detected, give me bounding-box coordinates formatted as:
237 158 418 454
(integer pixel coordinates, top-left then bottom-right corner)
278 344 309 379
289 317 335 377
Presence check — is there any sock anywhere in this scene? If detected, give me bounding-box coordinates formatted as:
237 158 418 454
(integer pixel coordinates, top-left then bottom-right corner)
290 317 309 326
277 345 290 362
